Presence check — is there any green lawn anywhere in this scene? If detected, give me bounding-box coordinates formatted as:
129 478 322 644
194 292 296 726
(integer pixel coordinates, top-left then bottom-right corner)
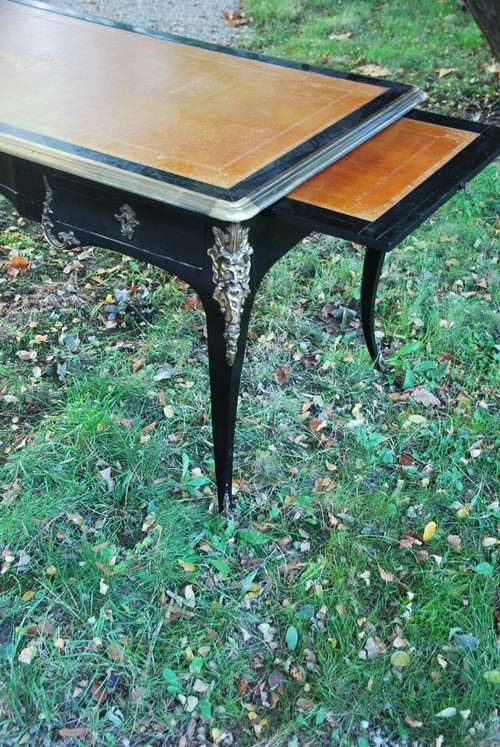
0 1 499 745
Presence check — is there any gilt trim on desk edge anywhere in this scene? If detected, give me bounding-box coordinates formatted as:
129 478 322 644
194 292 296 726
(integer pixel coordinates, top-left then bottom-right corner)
208 224 253 366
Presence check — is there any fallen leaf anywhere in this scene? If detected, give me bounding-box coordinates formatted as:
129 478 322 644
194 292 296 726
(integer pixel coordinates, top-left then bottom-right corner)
184 584 196 608
106 641 127 662
433 656 447 674
405 715 424 728
447 534 461 551
410 387 441 407
185 695 199 712
423 522 437 542
289 664 306 682
378 566 394 582
435 707 457 718
391 651 411 667
153 363 175 381
184 293 203 310
393 636 409 648
329 31 352 40
211 728 226 744
274 367 290 385
365 636 386 657
6 256 30 276
399 452 416 467
59 728 90 738
178 559 196 572
335 602 348 618
437 67 457 78
358 63 393 77
483 670 500 684
309 417 328 433
133 358 146 372
90 678 109 704
18 645 36 664
37 619 55 636
15 350 37 361
296 697 315 710
482 537 498 548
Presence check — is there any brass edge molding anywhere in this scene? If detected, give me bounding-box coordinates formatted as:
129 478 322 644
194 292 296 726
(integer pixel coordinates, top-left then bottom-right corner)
208 223 253 366
115 203 140 239
41 176 81 249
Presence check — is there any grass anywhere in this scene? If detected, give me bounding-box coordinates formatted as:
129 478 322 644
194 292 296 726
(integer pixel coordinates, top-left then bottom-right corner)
0 0 499 745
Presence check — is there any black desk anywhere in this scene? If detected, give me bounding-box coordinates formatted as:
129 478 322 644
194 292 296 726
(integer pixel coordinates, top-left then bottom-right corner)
1 0 499 512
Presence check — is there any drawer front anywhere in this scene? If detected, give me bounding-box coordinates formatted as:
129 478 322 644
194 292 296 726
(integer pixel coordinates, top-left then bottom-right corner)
46 175 206 270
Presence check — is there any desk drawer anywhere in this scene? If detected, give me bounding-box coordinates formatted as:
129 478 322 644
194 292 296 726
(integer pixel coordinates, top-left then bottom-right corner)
46 175 206 270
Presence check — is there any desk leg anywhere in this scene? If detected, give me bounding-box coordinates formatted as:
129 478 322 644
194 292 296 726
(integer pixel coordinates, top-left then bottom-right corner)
360 247 387 370
203 295 255 513
202 223 255 513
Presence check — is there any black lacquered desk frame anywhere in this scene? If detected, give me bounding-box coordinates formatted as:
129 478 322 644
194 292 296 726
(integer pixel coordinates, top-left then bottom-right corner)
1 3 499 513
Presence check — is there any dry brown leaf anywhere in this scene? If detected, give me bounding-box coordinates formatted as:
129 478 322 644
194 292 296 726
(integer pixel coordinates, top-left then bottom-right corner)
437 67 457 78
365 635 386 657
358 63 392 77
133 358 146 372
329 31 352 40
405 715 424 728
410 387 442 407
15 350 37 361
184 293 203 310
106 641 128 662
90 678 109 704
274 367 290 386
378 566 394 582
59 728 90 738
309 417 328 433
296 697 315 710
238 675 249 694
393 636 409 648
223 9 246 26
399 452 416 467
6 256 30 276
447 534 461 551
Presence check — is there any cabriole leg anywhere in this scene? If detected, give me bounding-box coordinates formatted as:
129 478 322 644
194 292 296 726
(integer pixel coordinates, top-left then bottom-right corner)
360 247 387 370
203 223 255 513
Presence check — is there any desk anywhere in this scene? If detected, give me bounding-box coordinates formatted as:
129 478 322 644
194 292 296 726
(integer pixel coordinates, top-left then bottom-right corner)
1 0 499 511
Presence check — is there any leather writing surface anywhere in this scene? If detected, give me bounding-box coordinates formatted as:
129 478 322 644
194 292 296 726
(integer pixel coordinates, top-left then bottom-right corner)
0 0 383 189
287 117 478 220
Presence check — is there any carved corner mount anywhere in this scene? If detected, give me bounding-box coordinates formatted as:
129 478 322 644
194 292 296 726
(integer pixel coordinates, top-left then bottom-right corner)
41 176 81 250
115 203 140 240
208 223 253 366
